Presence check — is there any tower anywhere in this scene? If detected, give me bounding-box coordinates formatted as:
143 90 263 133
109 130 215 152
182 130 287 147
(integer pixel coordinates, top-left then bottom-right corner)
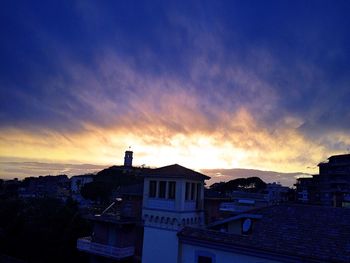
124 150 133 167
141 164 210 263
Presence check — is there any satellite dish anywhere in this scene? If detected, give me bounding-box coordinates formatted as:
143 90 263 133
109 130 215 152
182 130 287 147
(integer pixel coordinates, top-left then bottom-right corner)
242 218 252 233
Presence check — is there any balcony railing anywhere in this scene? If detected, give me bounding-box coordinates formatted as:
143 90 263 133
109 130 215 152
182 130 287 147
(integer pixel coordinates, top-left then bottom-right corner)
77 237 134 259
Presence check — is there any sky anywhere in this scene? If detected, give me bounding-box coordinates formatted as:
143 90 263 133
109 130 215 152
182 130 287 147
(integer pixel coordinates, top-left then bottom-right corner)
1 0 350 180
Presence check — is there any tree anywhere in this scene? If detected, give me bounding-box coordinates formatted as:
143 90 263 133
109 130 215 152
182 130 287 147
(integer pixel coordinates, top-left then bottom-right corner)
210 177 267 193
80 181 112 202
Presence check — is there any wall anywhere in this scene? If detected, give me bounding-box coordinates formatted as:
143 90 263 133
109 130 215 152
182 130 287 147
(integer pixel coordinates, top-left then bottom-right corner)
142 227 179 263
180 243 284 263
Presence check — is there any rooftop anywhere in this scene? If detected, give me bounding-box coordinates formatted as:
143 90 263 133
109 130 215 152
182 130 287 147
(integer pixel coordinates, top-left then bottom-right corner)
144 164 210 180
178 204 350 262
319 154 350 166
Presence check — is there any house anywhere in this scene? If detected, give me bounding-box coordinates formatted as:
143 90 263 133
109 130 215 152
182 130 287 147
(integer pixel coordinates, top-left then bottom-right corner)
70 174 94 207
77 199 141 262
141 164 210 263
178 204 350 263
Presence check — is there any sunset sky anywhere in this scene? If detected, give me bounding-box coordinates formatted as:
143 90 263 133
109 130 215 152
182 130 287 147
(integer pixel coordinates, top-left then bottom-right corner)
1 1 350 180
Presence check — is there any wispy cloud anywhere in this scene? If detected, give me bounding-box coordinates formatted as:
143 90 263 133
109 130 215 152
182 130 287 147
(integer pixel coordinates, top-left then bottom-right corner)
0 1 349 179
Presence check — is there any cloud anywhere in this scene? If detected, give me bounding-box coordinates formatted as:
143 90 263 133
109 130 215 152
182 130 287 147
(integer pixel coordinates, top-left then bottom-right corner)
0 158 106 180
0 1 349 179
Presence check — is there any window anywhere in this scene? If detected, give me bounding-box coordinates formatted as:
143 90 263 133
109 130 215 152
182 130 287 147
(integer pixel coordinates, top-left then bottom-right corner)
158 181 166 198
185 182 190 200
196 251 215 263
191 183 196 200
168 181 176 199
197 183 201 199
196 183 202 209
149 180 157 198
198 255 212 263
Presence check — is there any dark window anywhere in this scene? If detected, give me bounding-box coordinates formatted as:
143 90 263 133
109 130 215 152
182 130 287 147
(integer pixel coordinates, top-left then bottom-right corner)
149 181 157 198
168 181 176 199
191 183 196 200
196 183 202 208
158 181 166 198
197 183 201 199
198 255 212 263
185 182 190 200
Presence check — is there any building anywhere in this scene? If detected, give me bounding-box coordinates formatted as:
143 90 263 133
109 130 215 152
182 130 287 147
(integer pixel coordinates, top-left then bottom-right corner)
78 152 350 262
205 183 289 221
295 154 350 207
316 154 350 207
124 150 133 167
77 185 144 263
295 176 315 203
264 182 290 204
18 174 70 201
141 164 210 263
71 174 94 207
178 204 350 263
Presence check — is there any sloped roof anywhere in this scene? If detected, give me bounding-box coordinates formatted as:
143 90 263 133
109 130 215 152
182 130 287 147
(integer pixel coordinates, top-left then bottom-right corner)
178 204 350 262
144 164 210 180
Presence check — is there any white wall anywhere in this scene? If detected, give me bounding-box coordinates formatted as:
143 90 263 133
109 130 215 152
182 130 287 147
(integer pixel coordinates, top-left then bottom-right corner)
180 243 284 263
142 227 179 263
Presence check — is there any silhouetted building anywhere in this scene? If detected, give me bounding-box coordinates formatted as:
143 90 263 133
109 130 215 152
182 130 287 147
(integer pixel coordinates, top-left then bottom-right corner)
204 183 289 223
124 150 133 167
295 154 350 207
295 177 316 203
77 152 350 263
77 188 144 263
18 175 70 201
204 197 231 224
316 154 350 207
71 174 94 207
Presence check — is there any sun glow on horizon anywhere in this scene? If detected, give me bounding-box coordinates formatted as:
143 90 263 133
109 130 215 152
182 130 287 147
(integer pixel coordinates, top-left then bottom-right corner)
1 118 341 177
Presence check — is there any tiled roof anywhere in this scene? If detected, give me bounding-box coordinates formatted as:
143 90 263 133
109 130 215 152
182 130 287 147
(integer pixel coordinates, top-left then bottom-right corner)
178 204 350 262
144 164 210 180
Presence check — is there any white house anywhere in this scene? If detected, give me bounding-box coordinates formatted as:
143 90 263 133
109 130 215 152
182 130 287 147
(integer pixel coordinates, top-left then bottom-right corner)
142 164 210 263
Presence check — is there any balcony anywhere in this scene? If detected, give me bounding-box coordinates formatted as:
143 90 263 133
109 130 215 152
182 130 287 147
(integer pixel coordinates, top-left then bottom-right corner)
77 237 134 259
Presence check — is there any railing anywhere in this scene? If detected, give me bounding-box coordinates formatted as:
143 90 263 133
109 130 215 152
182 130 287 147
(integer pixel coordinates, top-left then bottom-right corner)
77 237 134 259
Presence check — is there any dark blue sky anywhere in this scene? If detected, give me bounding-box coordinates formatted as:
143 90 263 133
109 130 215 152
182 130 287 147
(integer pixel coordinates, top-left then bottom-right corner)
0 0 349 173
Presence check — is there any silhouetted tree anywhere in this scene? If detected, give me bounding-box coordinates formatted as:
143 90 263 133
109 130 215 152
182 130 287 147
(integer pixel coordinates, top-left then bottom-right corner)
80 181 113 202
210 177 267 193
0 198 91 263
